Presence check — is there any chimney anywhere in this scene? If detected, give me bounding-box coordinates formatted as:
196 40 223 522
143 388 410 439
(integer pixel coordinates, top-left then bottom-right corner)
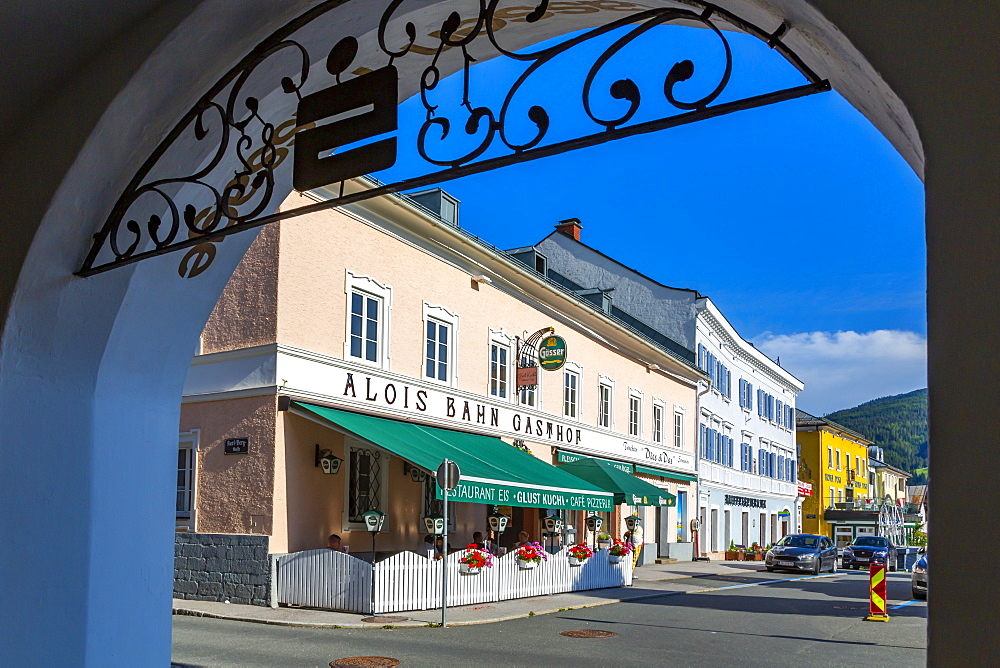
554 218 583 241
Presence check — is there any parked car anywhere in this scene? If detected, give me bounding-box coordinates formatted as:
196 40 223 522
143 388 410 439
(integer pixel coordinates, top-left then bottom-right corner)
911 549 928 599
765 534 838 574
842 536 898 571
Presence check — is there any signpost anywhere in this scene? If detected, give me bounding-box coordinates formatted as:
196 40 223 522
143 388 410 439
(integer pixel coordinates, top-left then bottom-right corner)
224 437 249 454
436 459 460 627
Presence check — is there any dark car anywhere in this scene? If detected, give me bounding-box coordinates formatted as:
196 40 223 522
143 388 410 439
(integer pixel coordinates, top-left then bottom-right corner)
842 536 898 571
911 549 927 599
765 534 838 574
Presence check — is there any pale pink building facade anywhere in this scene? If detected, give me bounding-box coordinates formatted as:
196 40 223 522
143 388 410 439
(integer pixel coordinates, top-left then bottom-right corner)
179 185 703 559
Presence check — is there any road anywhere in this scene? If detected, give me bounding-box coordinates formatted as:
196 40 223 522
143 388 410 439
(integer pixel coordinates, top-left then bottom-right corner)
172 569 925 667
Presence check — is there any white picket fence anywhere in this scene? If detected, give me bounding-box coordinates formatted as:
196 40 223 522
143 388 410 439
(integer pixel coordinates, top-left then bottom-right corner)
275 548 633 614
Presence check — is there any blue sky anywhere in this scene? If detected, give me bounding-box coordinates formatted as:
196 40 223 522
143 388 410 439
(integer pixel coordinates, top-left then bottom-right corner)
372 24 926 415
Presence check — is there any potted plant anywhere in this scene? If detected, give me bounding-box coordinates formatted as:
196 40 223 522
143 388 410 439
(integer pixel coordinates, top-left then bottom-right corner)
567 543 594 566
725 540 743 561
459 544 493 574
747 542 764 561
607 539 632 564
514 542 547 570
597 532 612 550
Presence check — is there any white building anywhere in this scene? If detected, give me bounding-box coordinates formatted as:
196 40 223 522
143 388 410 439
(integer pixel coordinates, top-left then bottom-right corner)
512 221 804 557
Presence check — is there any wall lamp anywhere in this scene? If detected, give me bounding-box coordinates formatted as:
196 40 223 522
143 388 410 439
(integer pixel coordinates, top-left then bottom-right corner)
315 444 342 475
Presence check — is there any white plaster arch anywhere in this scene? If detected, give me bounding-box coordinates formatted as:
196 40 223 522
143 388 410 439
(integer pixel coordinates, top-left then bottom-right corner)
0 1 995 665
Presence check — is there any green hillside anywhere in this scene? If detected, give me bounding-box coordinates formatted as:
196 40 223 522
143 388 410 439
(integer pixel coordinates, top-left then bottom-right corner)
825 389 928 485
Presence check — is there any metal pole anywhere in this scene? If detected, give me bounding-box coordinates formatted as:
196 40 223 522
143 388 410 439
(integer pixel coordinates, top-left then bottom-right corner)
441 462 449 628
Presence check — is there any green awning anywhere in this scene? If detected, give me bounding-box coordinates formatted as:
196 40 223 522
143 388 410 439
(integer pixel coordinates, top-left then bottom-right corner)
633 465 698 482
557 457 676 507
291 402 614 512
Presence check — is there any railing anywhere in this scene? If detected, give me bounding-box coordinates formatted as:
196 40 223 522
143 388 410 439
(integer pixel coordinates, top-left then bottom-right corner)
826 500 923 514
275 547 633 615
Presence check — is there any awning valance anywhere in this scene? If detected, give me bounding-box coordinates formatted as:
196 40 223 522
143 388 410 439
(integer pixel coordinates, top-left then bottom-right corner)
558 457 676 507
633 464 698 482
291 402 614 512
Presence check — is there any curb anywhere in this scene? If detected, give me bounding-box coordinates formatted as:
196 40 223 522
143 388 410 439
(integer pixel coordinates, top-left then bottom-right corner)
173 571 838 629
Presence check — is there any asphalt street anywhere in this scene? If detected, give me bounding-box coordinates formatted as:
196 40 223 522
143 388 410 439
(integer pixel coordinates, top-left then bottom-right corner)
172 569 926 667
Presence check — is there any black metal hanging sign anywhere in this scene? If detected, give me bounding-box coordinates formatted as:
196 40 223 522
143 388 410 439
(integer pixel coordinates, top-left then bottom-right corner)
78 0 828 276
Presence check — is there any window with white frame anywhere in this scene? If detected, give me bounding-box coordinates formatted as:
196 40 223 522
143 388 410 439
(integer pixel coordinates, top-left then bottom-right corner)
673 407 684 448
423 303 459 385
345 271 392 368
836 449 841 471
346 443 385 527
828 446 833 469
563 368 580 419
517 349 537 407
598 379 613 428
628 391 642 437
652 402 663 443
177 430 199 528
488 329 513 400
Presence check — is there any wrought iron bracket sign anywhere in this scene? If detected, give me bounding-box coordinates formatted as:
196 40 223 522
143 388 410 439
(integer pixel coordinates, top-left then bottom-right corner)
538 334 568 371
78 0 829 276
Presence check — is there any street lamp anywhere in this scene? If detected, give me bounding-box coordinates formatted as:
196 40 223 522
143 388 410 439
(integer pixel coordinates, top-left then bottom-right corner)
488 512 510 554
361 509 386 564
586 515 604 550
543 514 565 551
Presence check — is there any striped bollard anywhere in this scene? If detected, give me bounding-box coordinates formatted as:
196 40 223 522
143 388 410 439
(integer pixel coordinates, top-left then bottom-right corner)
865 562 890 622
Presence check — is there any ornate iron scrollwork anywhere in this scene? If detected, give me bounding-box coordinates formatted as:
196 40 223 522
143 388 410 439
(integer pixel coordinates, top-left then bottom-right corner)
78 0 828 277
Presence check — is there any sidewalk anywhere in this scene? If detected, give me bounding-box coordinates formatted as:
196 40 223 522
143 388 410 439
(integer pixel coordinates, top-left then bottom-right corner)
173 560 776 629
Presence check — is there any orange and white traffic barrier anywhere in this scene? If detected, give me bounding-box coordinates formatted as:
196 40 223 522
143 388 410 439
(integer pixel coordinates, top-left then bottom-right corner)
865 562 890 622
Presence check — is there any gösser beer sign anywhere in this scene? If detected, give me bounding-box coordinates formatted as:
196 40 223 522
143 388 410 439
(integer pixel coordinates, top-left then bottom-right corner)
538 335 568 371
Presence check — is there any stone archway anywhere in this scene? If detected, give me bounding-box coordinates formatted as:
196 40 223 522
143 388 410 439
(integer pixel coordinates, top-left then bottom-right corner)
0 2 995 665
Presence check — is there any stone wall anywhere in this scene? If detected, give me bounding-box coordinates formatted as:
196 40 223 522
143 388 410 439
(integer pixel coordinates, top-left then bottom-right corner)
174 532 271 606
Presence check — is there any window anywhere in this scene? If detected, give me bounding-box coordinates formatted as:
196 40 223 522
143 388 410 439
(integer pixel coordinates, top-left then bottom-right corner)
628 393 641 437
739 379 754 410
345 271 392 368
652 403 664 443
598 382 613 428
518 350 537 407
673 408 684 448
828 447 833 469
489 343 509 398
563 370 579 419
347 445 383 525
423 303 459 385
425 319 450 381
350 291 380 362
836 450 841 471
177 430 199 528
423 476 455 531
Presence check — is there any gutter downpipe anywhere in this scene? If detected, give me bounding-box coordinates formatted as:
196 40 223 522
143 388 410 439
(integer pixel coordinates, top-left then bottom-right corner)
693 378 712 561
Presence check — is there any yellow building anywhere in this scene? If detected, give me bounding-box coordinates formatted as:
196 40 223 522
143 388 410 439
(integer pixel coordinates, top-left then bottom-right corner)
795 410 872 542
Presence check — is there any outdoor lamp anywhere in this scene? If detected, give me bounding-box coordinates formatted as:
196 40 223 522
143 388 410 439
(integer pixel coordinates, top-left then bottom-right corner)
423 514 445 535
624 514 642 532
585 515 603 533
407 463 427 483
543 514 560 534
315 446 342 475
488 513 510 534
362 509 386 533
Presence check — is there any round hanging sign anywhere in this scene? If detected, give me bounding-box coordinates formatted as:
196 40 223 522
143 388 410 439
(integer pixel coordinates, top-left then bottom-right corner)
538 335 568 371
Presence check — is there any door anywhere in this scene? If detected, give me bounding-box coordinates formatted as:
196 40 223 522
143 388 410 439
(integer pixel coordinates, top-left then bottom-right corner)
741 512 749 547
723 510 731 551
711 509 719 552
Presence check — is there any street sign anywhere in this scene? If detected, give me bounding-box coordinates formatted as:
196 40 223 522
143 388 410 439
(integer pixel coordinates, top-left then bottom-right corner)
538 335 568 371
224 437 250 454
437 460 460 491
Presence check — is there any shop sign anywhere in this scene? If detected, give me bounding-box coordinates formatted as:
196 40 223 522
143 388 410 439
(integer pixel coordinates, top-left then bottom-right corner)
224 437 250 454
778 509 791 518
538 336 568 371
556 450 632 473
439 479 613 512
516 366 538 388
797 481 813 497
724 494 767 509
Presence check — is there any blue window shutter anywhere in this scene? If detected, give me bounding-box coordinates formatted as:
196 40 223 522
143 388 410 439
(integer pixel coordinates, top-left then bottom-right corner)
778 455 785 480
757 389 763 415
748 384 753 411
698 344 705 370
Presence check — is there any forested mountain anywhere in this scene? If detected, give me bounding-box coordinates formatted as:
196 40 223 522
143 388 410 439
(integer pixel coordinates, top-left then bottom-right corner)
825 389 928 485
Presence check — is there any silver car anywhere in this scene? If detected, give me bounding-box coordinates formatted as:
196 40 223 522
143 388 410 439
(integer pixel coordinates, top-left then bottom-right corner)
765 534 839 574
911 549 927 599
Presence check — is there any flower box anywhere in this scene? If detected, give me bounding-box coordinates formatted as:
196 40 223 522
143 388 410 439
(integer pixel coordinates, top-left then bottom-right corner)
725 550 743 561
608 554 624 564
597 540 611 551
568 556 586 567
517 558 538 570
459 563 481 575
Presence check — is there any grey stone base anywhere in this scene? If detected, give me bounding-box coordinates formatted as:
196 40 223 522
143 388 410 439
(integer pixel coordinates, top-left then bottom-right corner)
174 532 271 606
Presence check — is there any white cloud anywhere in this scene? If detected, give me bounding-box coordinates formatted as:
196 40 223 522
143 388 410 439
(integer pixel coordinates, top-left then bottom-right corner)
752 330 927 415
